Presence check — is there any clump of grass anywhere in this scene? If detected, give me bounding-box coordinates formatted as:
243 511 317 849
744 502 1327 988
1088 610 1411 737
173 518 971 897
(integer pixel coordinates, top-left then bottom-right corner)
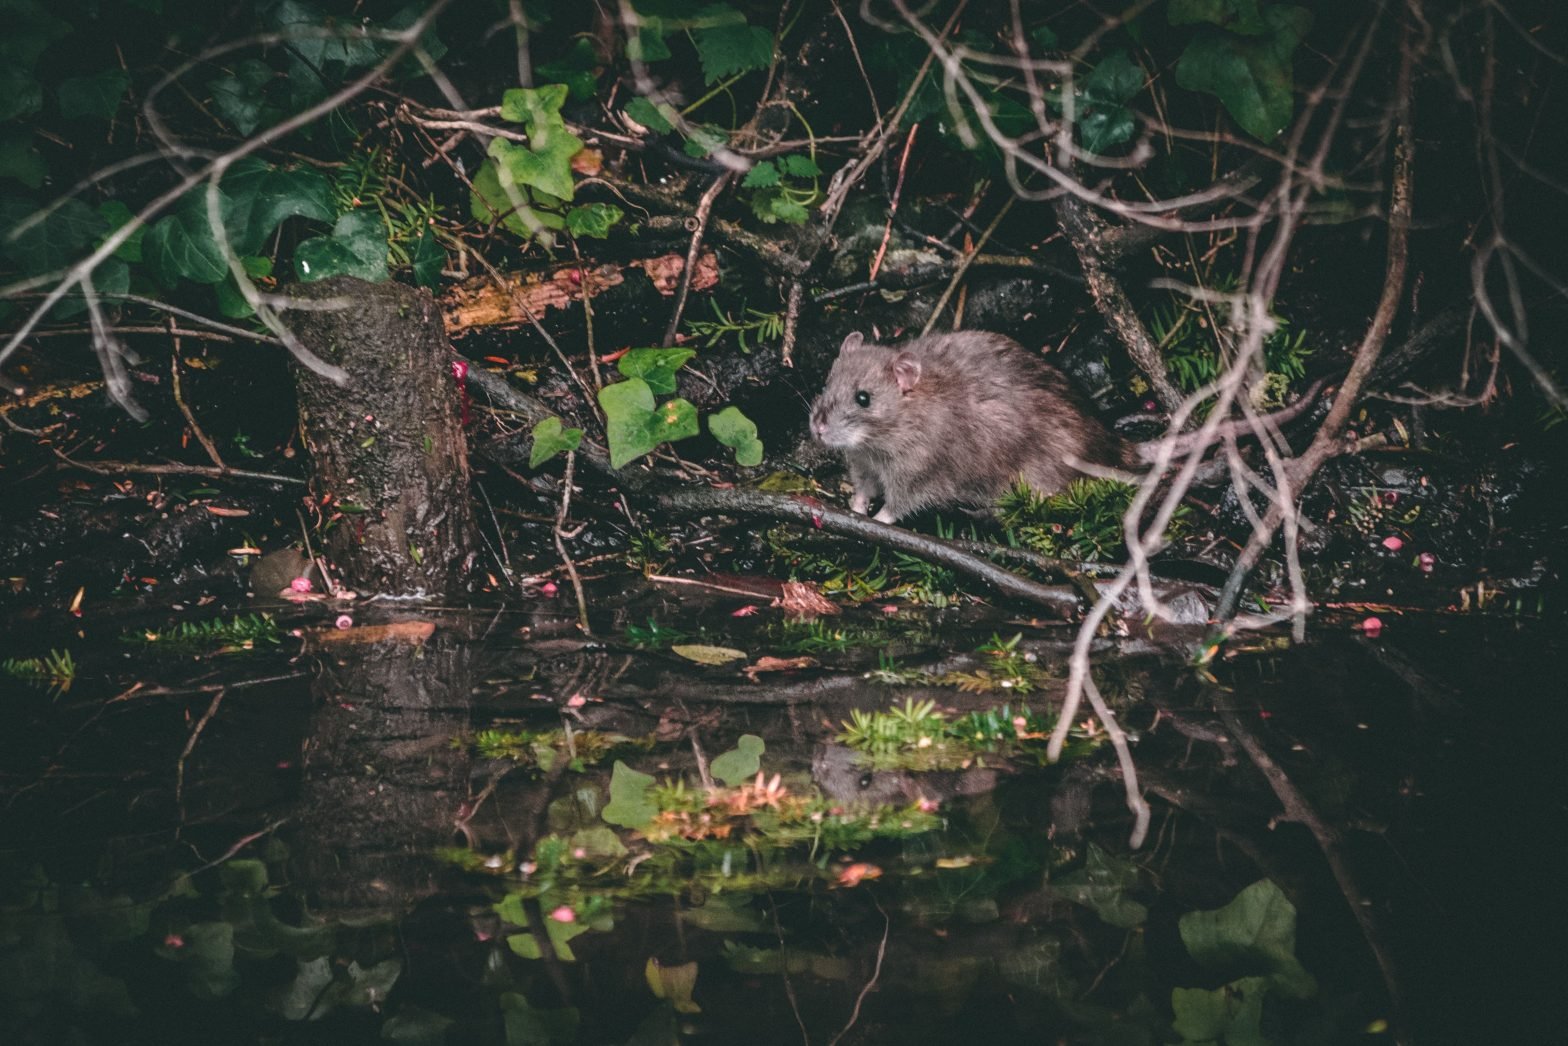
2 649 76 695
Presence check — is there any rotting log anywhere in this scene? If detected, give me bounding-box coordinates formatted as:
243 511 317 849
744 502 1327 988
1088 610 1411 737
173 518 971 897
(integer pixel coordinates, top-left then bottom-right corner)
285 276 477 597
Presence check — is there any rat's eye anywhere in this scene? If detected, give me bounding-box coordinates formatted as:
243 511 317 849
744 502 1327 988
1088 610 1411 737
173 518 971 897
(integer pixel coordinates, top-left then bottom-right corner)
855 390 871 408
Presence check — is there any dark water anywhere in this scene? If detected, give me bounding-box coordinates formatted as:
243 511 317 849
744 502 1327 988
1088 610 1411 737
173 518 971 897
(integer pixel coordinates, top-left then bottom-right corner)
1 593 1561 1045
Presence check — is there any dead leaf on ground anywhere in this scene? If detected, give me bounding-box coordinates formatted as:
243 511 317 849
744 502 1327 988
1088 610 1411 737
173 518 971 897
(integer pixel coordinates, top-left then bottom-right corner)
671 643 748 666
741 655 818 682
306 621 436 647
776 581 838 618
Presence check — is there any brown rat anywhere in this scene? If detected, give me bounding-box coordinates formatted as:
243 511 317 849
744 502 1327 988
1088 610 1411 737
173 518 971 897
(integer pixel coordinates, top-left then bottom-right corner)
809 331 1134 523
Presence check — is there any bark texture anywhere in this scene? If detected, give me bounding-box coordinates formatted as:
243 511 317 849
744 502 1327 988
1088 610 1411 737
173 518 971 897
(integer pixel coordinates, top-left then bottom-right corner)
286 276 477 597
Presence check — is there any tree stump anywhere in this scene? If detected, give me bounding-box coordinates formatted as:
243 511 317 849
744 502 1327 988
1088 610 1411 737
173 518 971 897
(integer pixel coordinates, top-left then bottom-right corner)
285 276 477 597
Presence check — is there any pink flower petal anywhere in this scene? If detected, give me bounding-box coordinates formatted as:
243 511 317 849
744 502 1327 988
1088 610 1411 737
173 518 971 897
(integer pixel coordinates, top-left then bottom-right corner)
1381 536 1404 552
289 576 313 593
549 905 576 923
335 614 353 630
1418 552 1435 572
1360 616 1384 638
540 581 558 596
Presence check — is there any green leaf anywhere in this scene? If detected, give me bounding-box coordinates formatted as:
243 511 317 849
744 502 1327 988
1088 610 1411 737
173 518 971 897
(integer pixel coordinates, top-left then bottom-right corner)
1083 50 1144 104
565 202 623 239
779 154 820 178
1178 878 1318 999
1076 50 1142 154
529 416 584 468
0 131 47 189
616 347 694 395
1171 976 1270 1045
692 20 774 84
1174 6 1313 141
57 69 131 122
505 917 589 962
266 0 383 73
671 644 747 666
409 227 444 288
598 378 699 468
292 210 388 283
1169 0 1267 35
97 201 144 262
208 59 276 136
57 256 129 319
1080 103 1135 155
221 157 335 256
710 734 764 786
626 23 672 64
489 134 580 206
750 189 808 225
682 124 728 158
707 405 763 466
1029 25 1058 49
625 96 676 134
602 760 657 829
470 158 564 242
215 256 272 319
0 196 106 277
538 38 601 101
741 160 780 188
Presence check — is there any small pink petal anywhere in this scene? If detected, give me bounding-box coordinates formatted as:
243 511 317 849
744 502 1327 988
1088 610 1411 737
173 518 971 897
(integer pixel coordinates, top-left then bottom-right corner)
549 905 576 923
731 605 761 617
163 933 185 949
1381 536 1404 552
565 694 587 708
451 358 468 380
1418 552 1435 573
335 614 353 629
540 581 558 596
880 604 899 615
289 576 314 593
917 797 940 813
1360 616 1384 638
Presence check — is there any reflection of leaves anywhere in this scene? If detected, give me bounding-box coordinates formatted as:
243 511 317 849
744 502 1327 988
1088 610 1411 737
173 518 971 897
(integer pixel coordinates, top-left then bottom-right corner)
602 760 657 829
645 958 702 1013
293 210 388 283
1175 6 1313 141
1172 976 1270 1044
710 734 764 785
617 347 693 394
1052 843 1148 928
529 416 584 469
598 378 699 468
1178 878 1318 999
708 405 763 466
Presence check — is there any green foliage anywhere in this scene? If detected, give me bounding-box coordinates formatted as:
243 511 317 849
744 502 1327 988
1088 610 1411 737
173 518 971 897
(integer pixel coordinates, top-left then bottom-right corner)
1052 843 1149 928
710 734 765 786
838 698 947 760
1178 878 1318 999
628 2 775 85
1174 2 1314 141
1076 50 1144 154
529 416 584 468
602 760 658 829
743 153 820 225
143 191 231 285
998 477 1187 562
57 70 131 122
292 210 388 282
1 648 76 695
208 59 277 136
0 0 72 122
0 130 47 189
623 617 693 649
124 613 281 653
683 299 784 352
625 96 676 135
0 195 104 277
598 377 699 469
564 202 623 239
707 406 763 467
470 84 585 246
617 347 694 394
537 37 602 101
1149 295 1314 409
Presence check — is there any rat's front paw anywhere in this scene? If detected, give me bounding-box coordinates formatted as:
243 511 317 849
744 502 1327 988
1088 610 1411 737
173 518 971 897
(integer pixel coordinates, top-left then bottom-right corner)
850 492 870 515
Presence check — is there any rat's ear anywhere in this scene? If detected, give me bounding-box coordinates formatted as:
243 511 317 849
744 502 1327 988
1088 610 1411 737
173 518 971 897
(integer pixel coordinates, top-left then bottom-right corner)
839 332 865 354
892 352 922 393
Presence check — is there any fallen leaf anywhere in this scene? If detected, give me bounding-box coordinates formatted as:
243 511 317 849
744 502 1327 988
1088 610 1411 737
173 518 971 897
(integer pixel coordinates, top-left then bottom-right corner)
741 655 817 682
776 581 838 618
671 643 748 666
307 621 436 647
204 505 251 518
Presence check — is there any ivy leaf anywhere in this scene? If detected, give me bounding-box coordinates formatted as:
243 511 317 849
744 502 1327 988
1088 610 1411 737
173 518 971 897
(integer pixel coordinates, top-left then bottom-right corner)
208 59 276 136
1082 50 1144 105
57 256 129 320
529 416 584 469
1172 977 1271 1044
214 255 273 319
682 124 728 158
708 406 763 466
537 37 601 101
597 378 698 468
1080 103 1135 154
710 734 764 786
1169 0 1268 35
565 202 623 239
488 134 580 205
602 760 657 829
410 227 444 289
143 191 234 286
266 0 383 73
1175 6 1313 141
0 196 105 277
625 96 675 134
0 0 72 121
469 157 565 242
617 347 694 395
293 210 388 283
1178 878 1318 999
779 154 820 178
741 160 780 188
0 130 47 189
220 157 334 256
692 19 774 84
57 69 131 122
97 201 145 263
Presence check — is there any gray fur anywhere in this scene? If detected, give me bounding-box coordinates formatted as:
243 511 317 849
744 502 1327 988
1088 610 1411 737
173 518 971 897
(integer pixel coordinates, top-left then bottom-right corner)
809 331 1132 522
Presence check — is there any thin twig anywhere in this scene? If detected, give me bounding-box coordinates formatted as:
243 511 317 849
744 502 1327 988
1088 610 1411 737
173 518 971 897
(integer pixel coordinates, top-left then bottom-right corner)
663 173 732 346
828 896 890 1046
554 451 591 634
168 321 227 471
